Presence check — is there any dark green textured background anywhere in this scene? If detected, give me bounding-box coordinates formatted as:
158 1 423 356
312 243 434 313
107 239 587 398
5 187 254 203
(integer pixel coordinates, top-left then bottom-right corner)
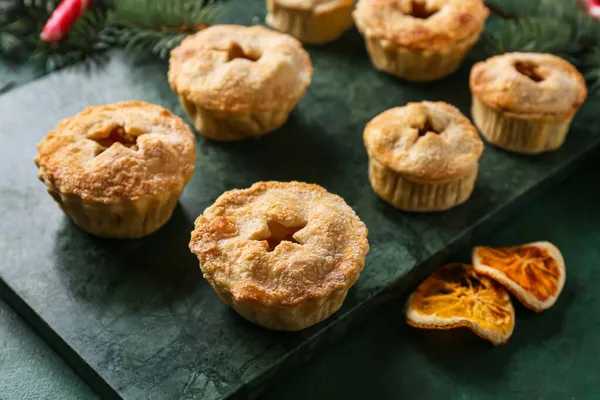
3 157 600 400
1 1 600 399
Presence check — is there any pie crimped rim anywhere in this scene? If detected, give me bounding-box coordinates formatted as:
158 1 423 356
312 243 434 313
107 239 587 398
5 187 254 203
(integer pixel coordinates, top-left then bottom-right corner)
35 101 196 204
353 0 489 51
363 101 484 182
168 25 313 114
470 52 587 119
189 181 369 307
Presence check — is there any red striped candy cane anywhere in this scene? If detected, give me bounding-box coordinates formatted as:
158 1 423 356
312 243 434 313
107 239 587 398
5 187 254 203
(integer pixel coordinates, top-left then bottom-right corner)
40 0 93 43
584 0 600 19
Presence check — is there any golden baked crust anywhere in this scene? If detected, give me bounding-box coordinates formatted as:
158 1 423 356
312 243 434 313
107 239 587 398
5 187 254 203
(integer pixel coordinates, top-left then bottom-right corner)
364 102 484 182
470 52 588 119
35 101 196 204
189 181 369 307
353 0 489 50
168 25 313 114
273 0 354 14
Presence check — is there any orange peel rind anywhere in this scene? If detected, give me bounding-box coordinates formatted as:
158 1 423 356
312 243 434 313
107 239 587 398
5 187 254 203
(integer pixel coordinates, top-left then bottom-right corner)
405 263 515 346
472 241 566 312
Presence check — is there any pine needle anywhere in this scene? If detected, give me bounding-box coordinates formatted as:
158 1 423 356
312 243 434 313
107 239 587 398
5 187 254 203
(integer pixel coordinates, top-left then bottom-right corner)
483 17 575 56
1 0 599 93
105 0 223 63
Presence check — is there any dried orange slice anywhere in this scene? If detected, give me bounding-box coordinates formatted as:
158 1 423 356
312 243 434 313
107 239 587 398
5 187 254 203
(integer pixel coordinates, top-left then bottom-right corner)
472 242 565 312
405 263 515 346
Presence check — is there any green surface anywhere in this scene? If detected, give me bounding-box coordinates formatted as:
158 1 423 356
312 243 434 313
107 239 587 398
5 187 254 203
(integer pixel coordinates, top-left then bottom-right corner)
263 156 600 400
1 157 599 399
1 46 599 400
0 301 96 400
1 42 598 400
0 62 39 93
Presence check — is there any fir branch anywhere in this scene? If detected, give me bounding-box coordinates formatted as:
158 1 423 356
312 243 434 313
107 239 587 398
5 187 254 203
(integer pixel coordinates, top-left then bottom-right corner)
483 0 599 53
112 0 222 28
485 0 585 20
104 25 188 62
583 46 600 93
484 3 517 20
3 0 599 94
482 17 575 57
28 2 112 73
107 0 222 63
0 0 57 60
0 0 221 71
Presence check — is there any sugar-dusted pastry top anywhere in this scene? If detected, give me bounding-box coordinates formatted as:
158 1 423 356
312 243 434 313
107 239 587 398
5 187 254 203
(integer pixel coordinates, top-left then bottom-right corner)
353 0 489 50
168 25 313 113
470 52 588 118
272 0 354 13
35 101 196 203
189 181 369 306
364 102 484 181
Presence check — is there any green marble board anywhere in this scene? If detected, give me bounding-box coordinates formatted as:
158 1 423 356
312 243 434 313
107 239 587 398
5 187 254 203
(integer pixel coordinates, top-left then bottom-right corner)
1 1 599 399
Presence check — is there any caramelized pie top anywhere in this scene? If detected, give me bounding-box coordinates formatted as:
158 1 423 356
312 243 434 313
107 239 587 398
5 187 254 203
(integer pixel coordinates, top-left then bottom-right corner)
168 25 313 113
353 0 489 50
35 101 196 203
470 52 587 118
189 181 369 306
364 102 484 182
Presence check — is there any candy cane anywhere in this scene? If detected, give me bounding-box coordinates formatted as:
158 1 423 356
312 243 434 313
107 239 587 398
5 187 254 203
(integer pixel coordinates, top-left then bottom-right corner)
40 0 93 43
584 0 600 19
